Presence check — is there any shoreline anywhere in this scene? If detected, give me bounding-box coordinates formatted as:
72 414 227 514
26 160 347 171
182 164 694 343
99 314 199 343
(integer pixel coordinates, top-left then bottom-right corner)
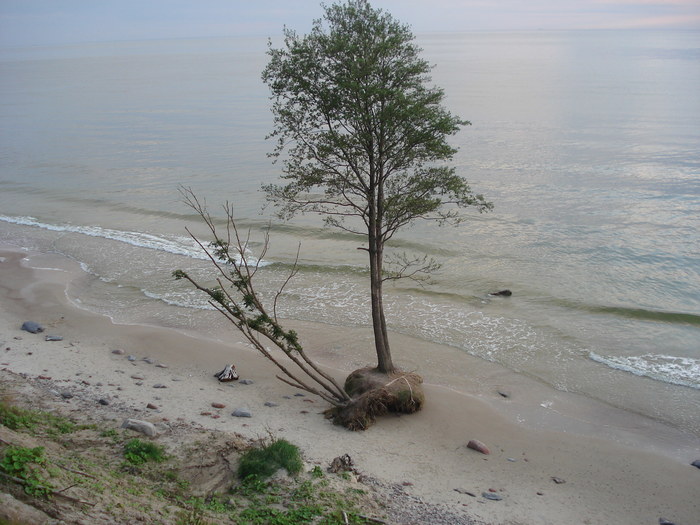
1 244 699 524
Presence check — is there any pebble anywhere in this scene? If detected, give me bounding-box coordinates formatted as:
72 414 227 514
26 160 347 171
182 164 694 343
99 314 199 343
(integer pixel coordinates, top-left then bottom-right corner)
60 391 74 399
691 459 700 469
264 402 279 407
659 520 676 525
127 355 137 362
294 393 305 397
232 408 252 418
239 379 254 385
507 458 517 462
111 349 125 355
466 439 490 455
146 403 158 410
211 402 226 409
283 395 292 399
44 335 63 342
98 399 110 406
497 390 510 398
551 477 566 484
143 357 155 364
453 489 476 497
156 363 168 368
153 384 167 389
131 375 145 380
21 321 44 334
481 492 502 501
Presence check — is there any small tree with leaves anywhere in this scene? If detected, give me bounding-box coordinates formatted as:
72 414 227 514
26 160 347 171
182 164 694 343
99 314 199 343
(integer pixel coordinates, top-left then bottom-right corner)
263 0 492 375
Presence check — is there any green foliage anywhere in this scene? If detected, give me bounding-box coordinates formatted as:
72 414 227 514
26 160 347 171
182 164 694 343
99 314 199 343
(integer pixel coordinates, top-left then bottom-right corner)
310 465 325 478
237 439 303 481
0 446 53 497
123 439 167 465
0 398 79 436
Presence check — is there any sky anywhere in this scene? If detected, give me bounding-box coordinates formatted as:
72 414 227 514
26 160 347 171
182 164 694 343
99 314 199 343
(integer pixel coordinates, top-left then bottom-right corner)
1 0 699 48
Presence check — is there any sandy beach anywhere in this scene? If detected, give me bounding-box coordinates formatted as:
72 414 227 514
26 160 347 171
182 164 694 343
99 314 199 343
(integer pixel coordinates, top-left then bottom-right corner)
1 244 698 525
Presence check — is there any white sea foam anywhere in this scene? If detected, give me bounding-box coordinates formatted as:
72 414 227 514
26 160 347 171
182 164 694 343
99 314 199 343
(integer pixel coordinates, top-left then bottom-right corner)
0 214 269 267
589 352 700 389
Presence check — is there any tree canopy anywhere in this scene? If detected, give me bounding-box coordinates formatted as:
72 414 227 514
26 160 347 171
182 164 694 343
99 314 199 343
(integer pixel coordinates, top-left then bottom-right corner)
262 0 492 373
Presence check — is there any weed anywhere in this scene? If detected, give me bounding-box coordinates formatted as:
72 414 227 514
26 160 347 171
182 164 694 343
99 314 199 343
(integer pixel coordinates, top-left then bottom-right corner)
237 439 302 480
123 439 167 465
310 465 324 478
0 446 53 497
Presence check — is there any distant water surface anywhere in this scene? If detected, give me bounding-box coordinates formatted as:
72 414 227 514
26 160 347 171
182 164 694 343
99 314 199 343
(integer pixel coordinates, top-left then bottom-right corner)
1 31 698 434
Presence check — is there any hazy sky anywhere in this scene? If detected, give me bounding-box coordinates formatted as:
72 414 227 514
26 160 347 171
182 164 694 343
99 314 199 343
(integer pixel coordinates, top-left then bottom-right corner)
1 0 699 47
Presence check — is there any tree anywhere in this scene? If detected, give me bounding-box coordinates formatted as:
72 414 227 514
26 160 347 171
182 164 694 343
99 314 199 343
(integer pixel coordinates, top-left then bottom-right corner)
262 0 492 374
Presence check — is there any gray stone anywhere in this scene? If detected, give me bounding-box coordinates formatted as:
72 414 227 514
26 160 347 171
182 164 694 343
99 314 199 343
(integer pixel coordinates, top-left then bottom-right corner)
21 321 43 334
294 393 305 397
121 418 157 437
60 391 74 399
112 349 125 355
44 335 63 341
691 459 700 469
481 492 502 501
153 384 167 389
98 398 110 406
143 357 155 364
239 379 254 385
264 402 279 407
232 408 252 418
127 355 137 361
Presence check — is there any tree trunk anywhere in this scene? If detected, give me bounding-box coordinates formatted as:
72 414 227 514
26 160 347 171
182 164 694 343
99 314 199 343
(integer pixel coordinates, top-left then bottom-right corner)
369 240 394 374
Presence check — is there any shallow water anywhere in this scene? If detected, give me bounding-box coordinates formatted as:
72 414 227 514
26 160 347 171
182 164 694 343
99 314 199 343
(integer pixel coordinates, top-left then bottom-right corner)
1 31 699 434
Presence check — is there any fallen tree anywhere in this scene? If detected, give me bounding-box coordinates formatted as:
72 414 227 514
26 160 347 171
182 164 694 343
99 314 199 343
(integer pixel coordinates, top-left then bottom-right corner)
174 188 423 430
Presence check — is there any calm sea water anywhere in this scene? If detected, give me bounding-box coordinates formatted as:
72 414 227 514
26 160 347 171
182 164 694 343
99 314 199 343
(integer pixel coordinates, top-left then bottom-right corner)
1 31 699 434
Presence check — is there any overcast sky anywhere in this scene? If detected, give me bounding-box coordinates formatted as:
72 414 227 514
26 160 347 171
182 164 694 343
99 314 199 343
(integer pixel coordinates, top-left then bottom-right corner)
1 0 699 47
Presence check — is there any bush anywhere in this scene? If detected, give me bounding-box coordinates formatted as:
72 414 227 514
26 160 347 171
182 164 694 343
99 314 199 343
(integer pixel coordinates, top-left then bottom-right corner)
123 439 167 465
237 439 302 481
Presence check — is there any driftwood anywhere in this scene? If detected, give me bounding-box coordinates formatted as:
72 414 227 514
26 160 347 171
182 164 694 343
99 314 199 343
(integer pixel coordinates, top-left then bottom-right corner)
214 364 239 382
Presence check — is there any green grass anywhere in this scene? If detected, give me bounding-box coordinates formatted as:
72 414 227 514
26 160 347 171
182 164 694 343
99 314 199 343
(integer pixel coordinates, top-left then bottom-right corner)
0 446 53 497
237 439 303 481
123 439 167 465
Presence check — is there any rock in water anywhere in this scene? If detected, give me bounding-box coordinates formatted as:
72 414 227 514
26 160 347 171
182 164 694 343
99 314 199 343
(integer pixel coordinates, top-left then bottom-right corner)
215 364 239 382
467 439 491 455
488 289 512 297
21 321 44 333
691 459 700 469
121 419 157 437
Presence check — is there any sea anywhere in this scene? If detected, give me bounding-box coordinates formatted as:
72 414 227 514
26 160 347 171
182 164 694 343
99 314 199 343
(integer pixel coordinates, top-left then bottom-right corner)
1 30 699 436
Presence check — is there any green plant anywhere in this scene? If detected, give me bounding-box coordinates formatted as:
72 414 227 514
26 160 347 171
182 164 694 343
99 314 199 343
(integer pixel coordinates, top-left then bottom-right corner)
237 439 303 481
123 439 167 465
0 400 41 431
0 446 53 497
310 465 324 478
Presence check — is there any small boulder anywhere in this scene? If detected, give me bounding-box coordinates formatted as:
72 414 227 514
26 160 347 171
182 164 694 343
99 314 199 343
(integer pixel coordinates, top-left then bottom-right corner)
232 408 252 418
691 459 700 469
489 289 512 297
121 418 157 437
467 439 490 455
21 321 43 334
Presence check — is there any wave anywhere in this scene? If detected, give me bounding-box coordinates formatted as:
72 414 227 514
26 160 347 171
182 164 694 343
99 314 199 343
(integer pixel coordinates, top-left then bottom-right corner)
589 352 700 390
0 214 269 267
546 297 700 326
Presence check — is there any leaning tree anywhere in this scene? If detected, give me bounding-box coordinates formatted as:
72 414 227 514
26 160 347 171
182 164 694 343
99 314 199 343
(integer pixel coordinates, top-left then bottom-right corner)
262 0 492 374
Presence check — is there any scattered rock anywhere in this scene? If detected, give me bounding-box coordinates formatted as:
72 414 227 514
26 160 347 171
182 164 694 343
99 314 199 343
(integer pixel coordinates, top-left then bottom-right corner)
239 379 254 385
551 477 566 484
488 289 512 297
467 439 490 455
536 491 544 496
156 363 168 368
21 321 44 333
44 335 63 341
215 364 239 382
143 357 155 364
60 391 74 399
691 459 700 469
264 402 279 407
153 384 167 389
111 349 125 355
659 519 676 525
146 403 158 410
121 418 157 437
507 458 517 462
98 399 110 406
131 375 145 380
294 393 305 397
211 402 226 409
481 492 502 501
497 390 510 398
283 395 292 399
127 355 137 361
232 408 252 418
